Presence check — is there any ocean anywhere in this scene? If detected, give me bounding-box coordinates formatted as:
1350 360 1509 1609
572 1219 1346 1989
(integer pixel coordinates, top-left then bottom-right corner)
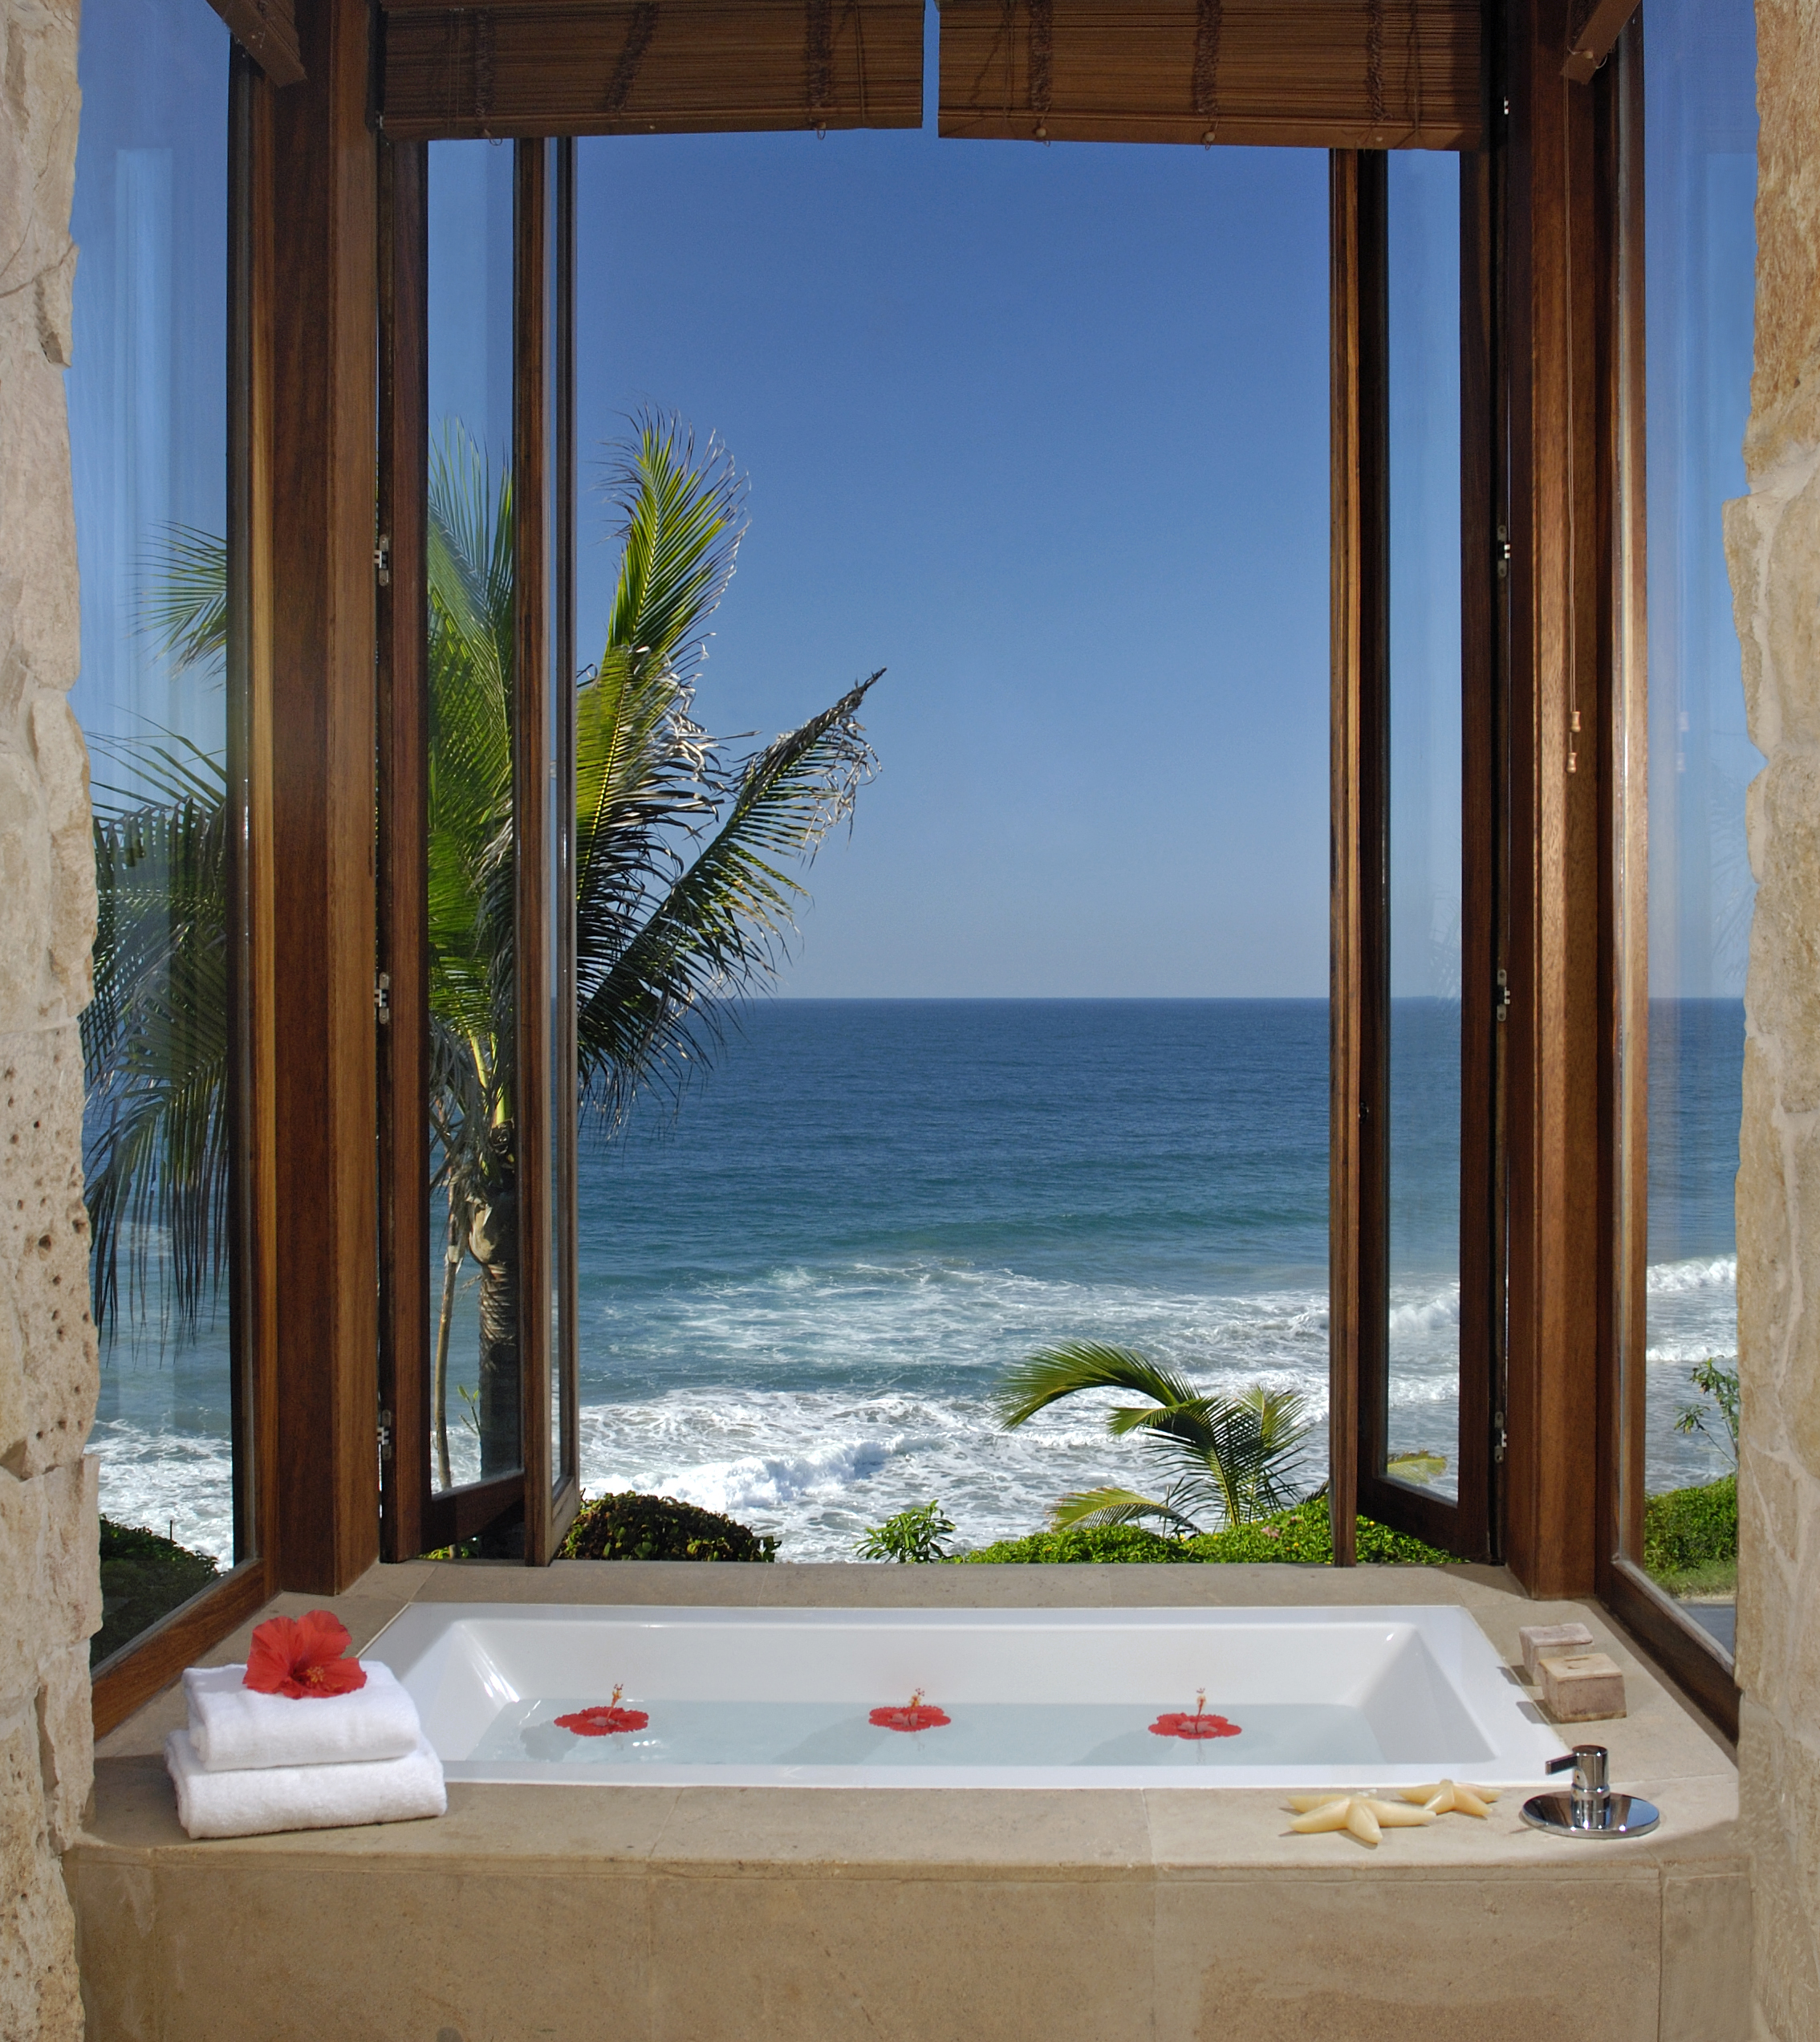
91 998 1744 1563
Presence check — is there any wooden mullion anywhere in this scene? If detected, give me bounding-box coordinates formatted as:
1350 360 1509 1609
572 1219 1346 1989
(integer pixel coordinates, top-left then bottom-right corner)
551 134 582 1551
1451 142 1501 1563
1500 0 1608 1597
1328 149 1383 1568
264 0 381 1594
514 138 555 1564
376 136 432 1564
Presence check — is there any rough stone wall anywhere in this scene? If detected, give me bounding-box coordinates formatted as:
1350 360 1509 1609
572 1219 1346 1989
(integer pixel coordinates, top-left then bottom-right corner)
1727 4 1820 2037
0 1 100 2038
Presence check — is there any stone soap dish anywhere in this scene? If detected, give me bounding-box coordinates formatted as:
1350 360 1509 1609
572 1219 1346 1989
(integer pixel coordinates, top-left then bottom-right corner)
1517 1621 1595 1681
1538 1649 1627 1722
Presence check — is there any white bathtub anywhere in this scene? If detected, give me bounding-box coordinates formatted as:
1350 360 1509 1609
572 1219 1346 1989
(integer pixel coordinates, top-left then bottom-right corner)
368 1602 1567 1790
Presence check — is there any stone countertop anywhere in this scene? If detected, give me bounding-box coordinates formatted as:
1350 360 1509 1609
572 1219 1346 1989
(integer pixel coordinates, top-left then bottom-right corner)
84 1557 1737 1880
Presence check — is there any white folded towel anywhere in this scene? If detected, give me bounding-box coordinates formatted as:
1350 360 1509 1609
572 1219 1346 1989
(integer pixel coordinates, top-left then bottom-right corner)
184 1661 421 1772
165 1727 447 1840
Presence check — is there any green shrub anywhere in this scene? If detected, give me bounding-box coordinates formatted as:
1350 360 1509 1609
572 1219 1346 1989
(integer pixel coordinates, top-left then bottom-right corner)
1643 1475 1737 1580
94 1518 221 1668
952 1496 1452 1566
855 1499 955 1562
559 1491 778 1563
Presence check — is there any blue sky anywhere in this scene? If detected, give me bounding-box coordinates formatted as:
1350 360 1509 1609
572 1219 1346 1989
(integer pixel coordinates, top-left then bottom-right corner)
556 17 1334 999
67 0 1755 1006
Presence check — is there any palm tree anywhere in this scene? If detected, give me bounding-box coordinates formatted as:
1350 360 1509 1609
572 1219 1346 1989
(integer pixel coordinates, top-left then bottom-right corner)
83 734 231 1340
993 1342 1314 1533
423 414 881 1478
86 414 883 1493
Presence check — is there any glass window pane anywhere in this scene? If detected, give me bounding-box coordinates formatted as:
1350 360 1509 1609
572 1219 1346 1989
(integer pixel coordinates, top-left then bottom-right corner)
426 140 523 1507
1629 0 1758 1654
71 0 234 1662
1384 152 1464 1501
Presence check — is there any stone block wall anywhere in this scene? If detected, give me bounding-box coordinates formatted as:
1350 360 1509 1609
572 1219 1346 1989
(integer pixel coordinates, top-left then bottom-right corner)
1728 3 1820 2036
0 1 101 2038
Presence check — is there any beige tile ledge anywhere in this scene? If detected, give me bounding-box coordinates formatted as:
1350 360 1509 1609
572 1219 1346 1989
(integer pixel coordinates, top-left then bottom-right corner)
71 1564 1748 2042
94 1554 1738 1784
84 1556 1736 1870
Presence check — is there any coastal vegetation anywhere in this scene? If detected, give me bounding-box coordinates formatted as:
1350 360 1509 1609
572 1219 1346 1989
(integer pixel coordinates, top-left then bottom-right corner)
1645 1358 1740 1599
559 1491 778 1562
93 1518 221 1666
855 1499 955 1563
993 1342 1314 1533
953 1496 1452 1565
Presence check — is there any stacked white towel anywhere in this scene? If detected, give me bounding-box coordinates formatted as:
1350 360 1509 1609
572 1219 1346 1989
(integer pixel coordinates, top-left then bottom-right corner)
165 1661 446 1840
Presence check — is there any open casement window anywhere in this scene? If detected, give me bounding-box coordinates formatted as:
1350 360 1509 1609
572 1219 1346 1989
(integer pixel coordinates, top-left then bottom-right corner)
1330 147 1501 1561
82 13 284 1736
1601 2 1752 1733
373 0 1505 1568
377 136 581 1564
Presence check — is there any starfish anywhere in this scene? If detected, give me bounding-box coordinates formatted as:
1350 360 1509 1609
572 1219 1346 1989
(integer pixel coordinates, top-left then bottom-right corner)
1285 1792 1439 1845
1400 1780 1501 1818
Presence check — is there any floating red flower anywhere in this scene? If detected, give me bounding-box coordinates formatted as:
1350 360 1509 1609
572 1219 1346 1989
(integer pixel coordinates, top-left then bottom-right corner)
869 1689 950 1732
555 1705 650 1736
1149 1710 1241 1739
243 1610 368 1699
1149 1687 1240 1740
556 1684 648 1736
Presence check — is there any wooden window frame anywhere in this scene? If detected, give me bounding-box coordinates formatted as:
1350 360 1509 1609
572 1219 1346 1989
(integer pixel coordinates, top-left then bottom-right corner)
375 130 579 1564
1594 14 1741 1741
96 0 1743 1749
92 39 283 1739
1328 144 1501 1565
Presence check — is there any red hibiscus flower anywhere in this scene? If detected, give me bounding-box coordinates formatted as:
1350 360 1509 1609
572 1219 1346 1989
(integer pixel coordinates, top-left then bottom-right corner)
555 1706 649 1736
556 1685 649 1736
1149 1710 1241 1739
243 1610 368 1699
869 1689 950 1732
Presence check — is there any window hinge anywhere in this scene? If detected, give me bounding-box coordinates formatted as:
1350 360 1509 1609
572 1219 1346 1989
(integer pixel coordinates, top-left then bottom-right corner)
375 534 392 587
1494 967 1510 1020
1493 1411 1507 1463
375 970 392 1025
1495 525 1511 580
378 1408 394 1462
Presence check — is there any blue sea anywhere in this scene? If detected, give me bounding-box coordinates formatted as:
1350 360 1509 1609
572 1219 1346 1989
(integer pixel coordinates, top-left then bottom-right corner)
91 999 1744 1562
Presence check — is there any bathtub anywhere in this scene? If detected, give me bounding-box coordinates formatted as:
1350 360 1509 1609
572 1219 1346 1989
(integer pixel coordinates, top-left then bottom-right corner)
368 1602 1569 1789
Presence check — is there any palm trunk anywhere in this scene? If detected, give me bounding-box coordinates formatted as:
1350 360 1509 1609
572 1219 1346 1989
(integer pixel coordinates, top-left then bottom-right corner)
468 1179 521 1478
432 1200 462 1488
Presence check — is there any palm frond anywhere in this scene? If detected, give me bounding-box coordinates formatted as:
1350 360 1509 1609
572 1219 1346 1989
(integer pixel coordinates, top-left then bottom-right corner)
1048 1485 1207 1536
993 1342 1206 1432
81 759 231 1331
577 670 881 1121
137 525 228 673
602 409 746 689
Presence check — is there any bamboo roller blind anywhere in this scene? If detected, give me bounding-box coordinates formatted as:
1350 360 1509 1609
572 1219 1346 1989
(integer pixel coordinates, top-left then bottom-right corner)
376 0 925 140
939 0 1485 150
205 0 305 86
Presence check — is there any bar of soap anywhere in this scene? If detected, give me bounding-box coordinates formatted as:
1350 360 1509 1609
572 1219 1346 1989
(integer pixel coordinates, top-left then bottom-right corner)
1538 1650 1627 1722
1518 1621 1595 1680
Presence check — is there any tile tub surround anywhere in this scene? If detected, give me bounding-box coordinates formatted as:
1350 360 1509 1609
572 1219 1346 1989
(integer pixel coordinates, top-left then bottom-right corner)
71 1562 1745 2040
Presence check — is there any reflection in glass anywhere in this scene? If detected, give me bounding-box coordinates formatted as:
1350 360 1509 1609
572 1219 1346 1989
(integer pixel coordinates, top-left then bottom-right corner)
1383 152 1463 1500
1632 0 1757 1654
71 0 234 1662
426 141 523 1499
